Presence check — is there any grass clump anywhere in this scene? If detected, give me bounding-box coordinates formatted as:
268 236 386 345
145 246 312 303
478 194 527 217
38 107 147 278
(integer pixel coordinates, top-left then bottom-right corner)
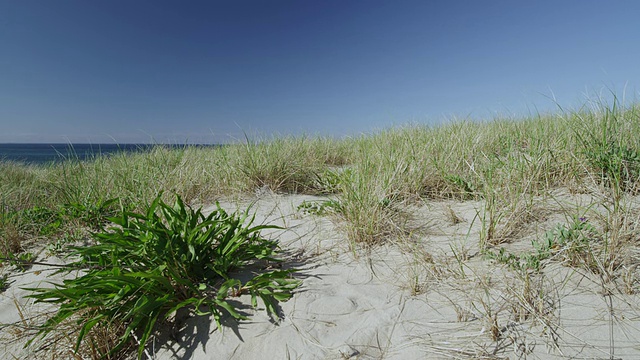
486 217 599 273
25 193 299 359
229 136 334 194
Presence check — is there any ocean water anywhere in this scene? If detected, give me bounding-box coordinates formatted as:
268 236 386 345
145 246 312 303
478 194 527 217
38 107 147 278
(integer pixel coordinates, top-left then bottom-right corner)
0 143 207 165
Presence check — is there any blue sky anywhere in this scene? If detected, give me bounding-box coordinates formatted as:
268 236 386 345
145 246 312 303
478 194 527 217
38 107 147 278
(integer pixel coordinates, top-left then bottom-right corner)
1 1 639 143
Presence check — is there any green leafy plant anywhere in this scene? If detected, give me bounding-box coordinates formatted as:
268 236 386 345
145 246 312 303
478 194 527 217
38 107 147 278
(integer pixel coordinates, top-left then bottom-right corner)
444 174 477 199
0 251 35 272
486 217 600 272
62 198 120 230
26 193 300 359
313 168 351 194
485 246 547 273
19 206 65 236
297 199 342 216
44 229 84 256
543 216 600 268
9 251 35 271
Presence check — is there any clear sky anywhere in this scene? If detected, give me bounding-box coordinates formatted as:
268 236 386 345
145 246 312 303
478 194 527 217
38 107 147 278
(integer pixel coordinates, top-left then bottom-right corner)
1 1 639 143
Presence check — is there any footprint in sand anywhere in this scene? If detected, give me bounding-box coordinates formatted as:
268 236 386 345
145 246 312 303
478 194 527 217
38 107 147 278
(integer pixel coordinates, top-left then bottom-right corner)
307 295 357 316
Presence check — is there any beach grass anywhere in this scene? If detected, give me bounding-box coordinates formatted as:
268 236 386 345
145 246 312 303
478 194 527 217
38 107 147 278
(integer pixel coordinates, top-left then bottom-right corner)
2 98 640 358
3 98 640 257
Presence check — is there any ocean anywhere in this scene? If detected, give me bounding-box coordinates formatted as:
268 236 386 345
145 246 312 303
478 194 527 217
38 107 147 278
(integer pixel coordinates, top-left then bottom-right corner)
0 143 210 165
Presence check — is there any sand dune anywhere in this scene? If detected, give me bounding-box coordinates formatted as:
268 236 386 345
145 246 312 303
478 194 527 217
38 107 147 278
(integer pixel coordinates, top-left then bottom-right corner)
2 193 640 359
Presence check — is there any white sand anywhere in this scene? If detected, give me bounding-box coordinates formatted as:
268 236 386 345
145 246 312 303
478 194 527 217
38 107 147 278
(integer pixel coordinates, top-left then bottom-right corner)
2 193 640 359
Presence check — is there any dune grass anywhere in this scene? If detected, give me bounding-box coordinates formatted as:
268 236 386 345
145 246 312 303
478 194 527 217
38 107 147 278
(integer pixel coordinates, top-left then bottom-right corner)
2 98 640 255
2 98 640 358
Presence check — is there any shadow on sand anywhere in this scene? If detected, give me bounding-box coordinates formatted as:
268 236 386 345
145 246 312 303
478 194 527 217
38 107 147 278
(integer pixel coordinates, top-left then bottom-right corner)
148 248 316 359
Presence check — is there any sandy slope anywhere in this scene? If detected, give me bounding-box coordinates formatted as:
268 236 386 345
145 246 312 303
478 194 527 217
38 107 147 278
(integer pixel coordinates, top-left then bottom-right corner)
2 193 640 359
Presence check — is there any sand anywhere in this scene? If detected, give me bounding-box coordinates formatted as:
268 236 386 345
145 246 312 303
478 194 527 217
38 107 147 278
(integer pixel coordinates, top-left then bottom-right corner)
2 193 640 359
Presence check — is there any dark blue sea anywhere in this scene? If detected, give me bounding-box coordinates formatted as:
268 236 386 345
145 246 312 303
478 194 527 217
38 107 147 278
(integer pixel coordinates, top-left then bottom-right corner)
0 143 212 165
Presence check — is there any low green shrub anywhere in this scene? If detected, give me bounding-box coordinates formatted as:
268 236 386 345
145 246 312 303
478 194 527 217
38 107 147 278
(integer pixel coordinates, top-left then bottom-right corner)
443 174 478 200
297 199 342 216
486 217 600 272
312 168 351 194
19 206 64 236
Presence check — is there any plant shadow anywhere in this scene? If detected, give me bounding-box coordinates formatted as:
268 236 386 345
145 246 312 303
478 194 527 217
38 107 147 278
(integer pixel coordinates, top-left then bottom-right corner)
150 248 316 358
